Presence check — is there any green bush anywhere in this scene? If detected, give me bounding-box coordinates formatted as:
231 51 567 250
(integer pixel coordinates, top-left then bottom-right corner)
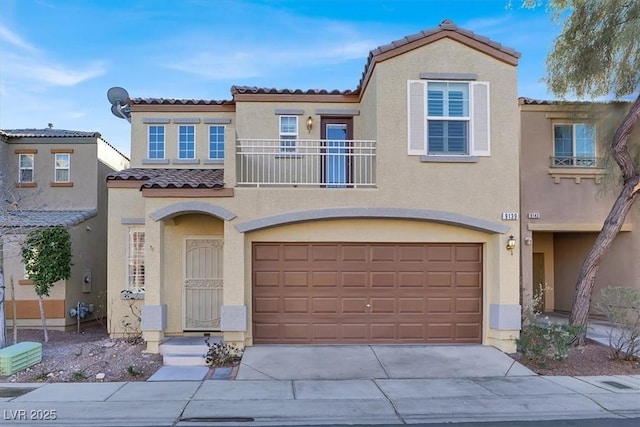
594 286 640 361
517 319 584 365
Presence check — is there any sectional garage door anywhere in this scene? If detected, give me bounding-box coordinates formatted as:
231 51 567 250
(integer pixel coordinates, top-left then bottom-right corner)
252 243 483 344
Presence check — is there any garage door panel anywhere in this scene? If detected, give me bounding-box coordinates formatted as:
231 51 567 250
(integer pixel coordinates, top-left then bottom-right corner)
342 298 368 313
341 245 368 261
254 297 279 313
426 272 453 287
427 297 453 313
398 272 424 287
342 272 367 287
283 271 308 287
253 243 482 344
311 271 338 287
312 297 338 313
283 245 308 261
455 245 482 262
283 324 309 339
456 298 481 314
342 324 368 339
456 272 482 288
371 298 395 313
283 298 308 313
254 271 279 287
371 272 395 288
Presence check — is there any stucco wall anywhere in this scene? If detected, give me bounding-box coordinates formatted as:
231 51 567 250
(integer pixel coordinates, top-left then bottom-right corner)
6 139 99 210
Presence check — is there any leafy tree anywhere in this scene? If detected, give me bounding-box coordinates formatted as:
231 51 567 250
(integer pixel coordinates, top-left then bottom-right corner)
21 226 72 342
524 0 640 343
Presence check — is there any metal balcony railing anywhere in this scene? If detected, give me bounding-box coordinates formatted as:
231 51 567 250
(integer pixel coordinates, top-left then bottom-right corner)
550 156 604 168
236 139 376 187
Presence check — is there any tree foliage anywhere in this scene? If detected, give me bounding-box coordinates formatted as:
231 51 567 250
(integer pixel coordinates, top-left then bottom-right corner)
21 226 72 297
523 0 640 343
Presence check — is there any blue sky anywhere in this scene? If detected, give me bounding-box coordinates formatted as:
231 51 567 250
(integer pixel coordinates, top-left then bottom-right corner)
0 0 561 156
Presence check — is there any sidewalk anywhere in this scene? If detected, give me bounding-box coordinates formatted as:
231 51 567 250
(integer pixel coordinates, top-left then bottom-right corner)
2 374 639 426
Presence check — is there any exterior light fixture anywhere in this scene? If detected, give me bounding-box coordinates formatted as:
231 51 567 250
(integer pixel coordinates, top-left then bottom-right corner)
306 116 313 133
506 235 516 255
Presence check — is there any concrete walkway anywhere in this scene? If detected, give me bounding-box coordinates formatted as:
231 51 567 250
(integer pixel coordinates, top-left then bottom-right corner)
2 375 639 425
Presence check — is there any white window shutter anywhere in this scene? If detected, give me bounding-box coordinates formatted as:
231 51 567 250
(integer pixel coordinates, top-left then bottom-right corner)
471 81 490 156
407 81 427 155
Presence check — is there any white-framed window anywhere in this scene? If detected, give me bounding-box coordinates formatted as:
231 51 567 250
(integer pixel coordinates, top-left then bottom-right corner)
18 153 34 183
553 123 596 166
126 226 145 291
407 80 490 157
208 126 225 160
178 125 195 159
148 125 165 159
54 153 70 182
279 116 297 152
427 82 469 154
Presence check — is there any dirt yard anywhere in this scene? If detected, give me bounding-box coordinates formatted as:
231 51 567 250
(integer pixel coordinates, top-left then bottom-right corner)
1 325 639 382
1 324 163 383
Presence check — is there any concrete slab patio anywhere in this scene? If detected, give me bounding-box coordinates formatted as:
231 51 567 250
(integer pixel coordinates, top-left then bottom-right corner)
236 345 535 380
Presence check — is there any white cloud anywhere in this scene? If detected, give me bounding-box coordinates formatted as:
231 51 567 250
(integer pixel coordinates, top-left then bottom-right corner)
0 25 38 52
0 26 106 88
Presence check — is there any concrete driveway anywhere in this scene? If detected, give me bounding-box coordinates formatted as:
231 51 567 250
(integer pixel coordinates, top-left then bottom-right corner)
236 345 535 380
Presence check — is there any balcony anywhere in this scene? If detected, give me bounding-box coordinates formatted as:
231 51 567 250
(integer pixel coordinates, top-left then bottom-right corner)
550 156 604 168
236 139 376 188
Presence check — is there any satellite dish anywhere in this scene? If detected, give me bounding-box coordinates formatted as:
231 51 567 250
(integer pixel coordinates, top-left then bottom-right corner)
107 87 131 122
107 87 130 105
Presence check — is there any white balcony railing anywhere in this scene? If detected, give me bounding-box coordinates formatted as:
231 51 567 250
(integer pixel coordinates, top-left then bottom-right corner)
236 139 376 187
551 156 604 168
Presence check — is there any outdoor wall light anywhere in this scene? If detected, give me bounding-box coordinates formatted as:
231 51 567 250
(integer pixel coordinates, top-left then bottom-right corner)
506 235 517 255
306 116 313 133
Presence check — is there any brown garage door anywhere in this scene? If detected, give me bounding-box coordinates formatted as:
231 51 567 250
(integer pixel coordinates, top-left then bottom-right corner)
252 243 482 344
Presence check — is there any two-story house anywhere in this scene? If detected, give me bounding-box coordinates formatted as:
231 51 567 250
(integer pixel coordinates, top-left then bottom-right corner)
106 20 522 353
0 128 129 330
520 99 639 313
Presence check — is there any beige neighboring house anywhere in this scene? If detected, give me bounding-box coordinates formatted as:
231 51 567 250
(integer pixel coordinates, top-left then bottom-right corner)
0 128 129 330
520 99 640 314
107 20 522 353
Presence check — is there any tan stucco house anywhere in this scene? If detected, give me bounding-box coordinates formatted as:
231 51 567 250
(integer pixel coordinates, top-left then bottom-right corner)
106 20 523 353
0 128 129 329
519 99 639 313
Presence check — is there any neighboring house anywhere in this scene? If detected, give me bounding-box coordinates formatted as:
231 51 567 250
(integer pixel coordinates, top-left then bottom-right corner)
107 20 522 353
520 99 639 313
0 128 129 330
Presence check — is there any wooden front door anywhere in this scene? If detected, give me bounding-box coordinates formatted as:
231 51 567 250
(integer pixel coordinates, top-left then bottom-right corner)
183 237 223 331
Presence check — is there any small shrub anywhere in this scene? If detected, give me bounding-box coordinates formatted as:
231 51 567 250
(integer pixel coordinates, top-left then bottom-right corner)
518 283 584 365
126 365 142 377
70 371 87 382
32 372 48 381
594 286 640 361
204 339 242 367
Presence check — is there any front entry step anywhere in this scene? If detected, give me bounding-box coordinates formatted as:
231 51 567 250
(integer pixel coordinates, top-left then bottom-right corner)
159 336 220 366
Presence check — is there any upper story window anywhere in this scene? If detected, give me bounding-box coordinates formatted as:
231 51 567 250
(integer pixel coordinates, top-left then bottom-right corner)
18 153 34 183
553 124 596 166
148 125 165 159
427 82 469 154
54 153 70 182
408 80 490 158
178 125 196 159
279 116 297 153
209 126 225 160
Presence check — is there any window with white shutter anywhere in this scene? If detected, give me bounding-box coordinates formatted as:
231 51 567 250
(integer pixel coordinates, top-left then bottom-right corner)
407 80 490 158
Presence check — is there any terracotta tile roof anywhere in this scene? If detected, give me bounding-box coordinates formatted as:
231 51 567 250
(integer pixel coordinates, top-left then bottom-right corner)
107 168 225 189
0 209 97 230
230 86 358 96
129 98 233 105
0 128 101 138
